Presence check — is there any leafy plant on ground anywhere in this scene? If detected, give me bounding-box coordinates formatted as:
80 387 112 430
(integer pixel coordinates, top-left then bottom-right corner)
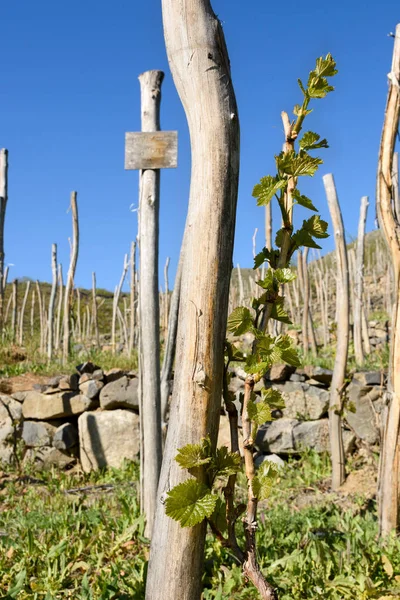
165 55 337 599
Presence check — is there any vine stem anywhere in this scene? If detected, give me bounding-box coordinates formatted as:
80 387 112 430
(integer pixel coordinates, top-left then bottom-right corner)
242 377 277 600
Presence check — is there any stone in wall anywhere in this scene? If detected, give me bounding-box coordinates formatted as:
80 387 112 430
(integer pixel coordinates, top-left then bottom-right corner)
22 391 97 420
99 376 139 410
78 409 140 472
273 381 329 420
0 395 22 463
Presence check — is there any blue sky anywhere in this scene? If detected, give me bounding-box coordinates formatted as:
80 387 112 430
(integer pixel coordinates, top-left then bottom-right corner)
1 1 399 291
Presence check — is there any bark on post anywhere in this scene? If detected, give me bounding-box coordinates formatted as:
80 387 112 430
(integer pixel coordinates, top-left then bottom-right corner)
47 243 58 360
323 173 349 490
11 279 18 343
146 2 240 597
62 192 79 364
137 70 164 537
354 196 369 366
0 149 8 332
376 24 400 535
18 280 30 346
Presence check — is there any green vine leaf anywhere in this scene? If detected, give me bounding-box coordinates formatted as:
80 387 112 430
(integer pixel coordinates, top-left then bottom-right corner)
270 297 292 324
227 307 254 336
303 215 329 238
253 462 281 500
276 151 322 178
175 438 212 470
274 268 297 284
248 398 272 426
252 175 287 207
209 497 228 534
292 189 318 212
261 387 285 410
211 446 241 478
299 131 329 152
165 480 217 528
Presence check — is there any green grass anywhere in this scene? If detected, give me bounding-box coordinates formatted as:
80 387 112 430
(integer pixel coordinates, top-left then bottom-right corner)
1 453 400 599
0 341 138 378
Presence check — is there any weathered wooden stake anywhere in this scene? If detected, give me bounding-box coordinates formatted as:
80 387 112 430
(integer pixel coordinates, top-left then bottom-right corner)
62 192 79 363
55 264 63 351
146 1 240 596
0 149 8 332
323 173 349 490
136 70 164 536
354 197 369 365
18 280 31 346
11 279 18 343
47 244 58 359
92 272 100 349
377 24 400 535
128 241 136 354
112 253 128 354
160 252 183 427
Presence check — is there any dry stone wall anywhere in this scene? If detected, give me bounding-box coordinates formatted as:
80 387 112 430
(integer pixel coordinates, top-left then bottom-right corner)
0 361 386 471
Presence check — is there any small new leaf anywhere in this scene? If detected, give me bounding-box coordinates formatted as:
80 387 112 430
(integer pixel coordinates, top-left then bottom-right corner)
175 438 212 470
270 297 292 324
211 446 241 478
299 131 329 152
292 189 318 212
165 480 217 528
252 175 287 207
248 399 272 425
276 151 322 178
303 215 329 238
253 462 281 500
261 387 285 410
274 268 297 284
227 307 254 336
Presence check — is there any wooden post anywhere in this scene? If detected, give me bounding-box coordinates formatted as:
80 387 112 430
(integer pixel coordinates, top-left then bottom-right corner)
30 289 35 338
393 152 399 222
0 149 8 332
376 24 400 535
237 264 245 306
55 264 63 352
137 70 163 536
76 288 82 343
323 173 349 490
354 196 369 365
163 256 170 336
160 252 183 426
112 253 128 354
92 272 100 349
18 280 31 346
35 280 45 353
11 279 18 343
62 192 79 364
47 243 58 360
145 1 240 597
128 241 137 354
